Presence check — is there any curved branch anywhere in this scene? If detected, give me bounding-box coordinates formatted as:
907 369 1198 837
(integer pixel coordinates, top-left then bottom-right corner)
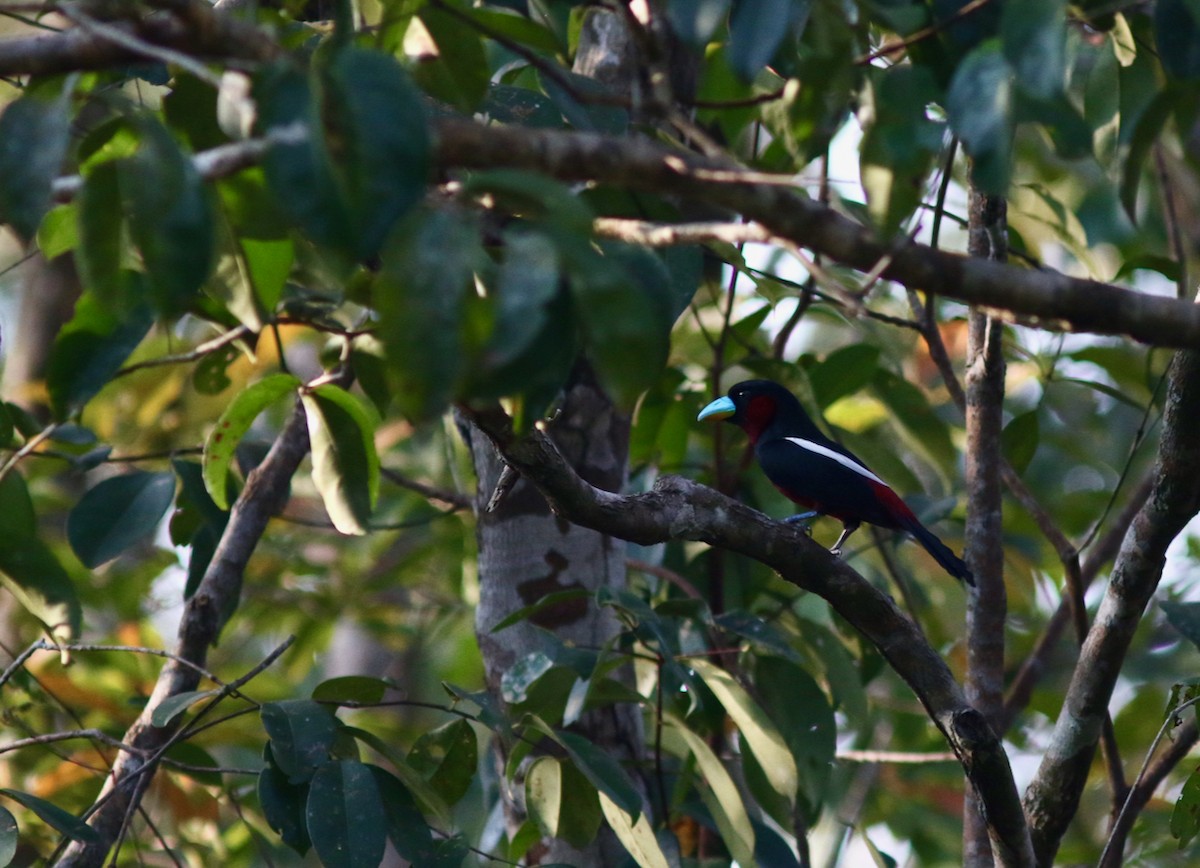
1022 351 1200 865
463 402 1035 867
432 117 1200 350
57 401 310 867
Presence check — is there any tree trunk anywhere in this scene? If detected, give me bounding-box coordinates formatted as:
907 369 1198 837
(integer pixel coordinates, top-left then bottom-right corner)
467 371 644 865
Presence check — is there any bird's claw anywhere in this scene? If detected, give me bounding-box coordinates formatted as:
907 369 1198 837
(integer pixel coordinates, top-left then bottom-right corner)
783 511 818 525
828 546 844 558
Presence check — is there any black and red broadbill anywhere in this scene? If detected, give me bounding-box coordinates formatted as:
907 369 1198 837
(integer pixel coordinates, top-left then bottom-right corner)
699 379 973 585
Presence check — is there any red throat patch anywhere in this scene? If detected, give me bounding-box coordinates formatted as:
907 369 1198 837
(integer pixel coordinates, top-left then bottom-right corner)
741 394 776 443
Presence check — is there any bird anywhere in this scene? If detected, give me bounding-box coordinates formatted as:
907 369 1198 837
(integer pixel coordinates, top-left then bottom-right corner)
698 378 973 584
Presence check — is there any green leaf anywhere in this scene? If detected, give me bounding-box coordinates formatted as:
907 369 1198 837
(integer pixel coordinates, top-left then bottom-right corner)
1001 0 1066 99
466 7 562 53
258 764 311 855
810 344 881 409
76 162 126 309
946 41 1014 193
368 766 440 864
376 207 485 422
530 719 642 820
0 789 98 843
306 761 387 868
1172 767 1200 846
482 84 564 129
240 237 293 313
343 727 452 826
668 0 732 45
36 204 78 259
202 373 300 509
322 46 431 258
67 471 176 568
301 385 380 535
714 610 803 663
664 715 756 866
491 589 591 633
0 804 16 866
151 689 219 728
597 792 670 868
539 69 629 134
728 0 809 81
525 756 603 848
1156 0 1200 80
860 66 944 236
485 228 563 369
46 290 154 420
411 8 490 112
1162 600 1200 652
690 658 798 805
407 719 478 807
255 63 353 251
1001 410 1039 475
463 170 594 234
1120 88 1179 217
501 652 556 704
261 700 339 784
119 116 215 314
0 90 71 240
755 656 836 820
0 473 80 643
568 242 676 409
312 676 388 705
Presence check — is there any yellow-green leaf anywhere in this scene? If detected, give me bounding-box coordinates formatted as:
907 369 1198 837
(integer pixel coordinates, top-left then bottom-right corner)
690 658 798 804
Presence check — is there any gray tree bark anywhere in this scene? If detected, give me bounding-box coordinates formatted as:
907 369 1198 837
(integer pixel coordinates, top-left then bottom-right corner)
467 372 644 866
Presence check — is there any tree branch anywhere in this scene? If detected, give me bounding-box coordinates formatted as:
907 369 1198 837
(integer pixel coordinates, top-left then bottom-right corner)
962 190 1009 866
1022 351 1200 865
462 402 1035 867
0 2 278 77
57 401 310 867
432 117 1200 349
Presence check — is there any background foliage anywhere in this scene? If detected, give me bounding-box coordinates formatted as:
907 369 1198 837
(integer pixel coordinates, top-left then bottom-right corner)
1 0 1200 866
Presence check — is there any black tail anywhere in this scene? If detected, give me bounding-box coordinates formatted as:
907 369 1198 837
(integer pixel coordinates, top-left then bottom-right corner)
903 520 974 585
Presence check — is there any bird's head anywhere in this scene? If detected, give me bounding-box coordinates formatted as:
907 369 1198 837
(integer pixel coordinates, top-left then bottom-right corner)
697 379 812 444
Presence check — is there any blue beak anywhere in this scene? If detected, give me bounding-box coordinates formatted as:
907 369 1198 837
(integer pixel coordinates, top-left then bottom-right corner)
697 396 736 422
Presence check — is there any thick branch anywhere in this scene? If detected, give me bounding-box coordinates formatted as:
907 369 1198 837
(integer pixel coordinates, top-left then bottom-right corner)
0 5 278 77
1022 351 1200 865
464 403 1035 867
432 118 1200 349
57 401 309 867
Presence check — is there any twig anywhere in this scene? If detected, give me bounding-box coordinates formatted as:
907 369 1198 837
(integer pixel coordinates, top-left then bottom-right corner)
380 467 472 509
51 135 281 203
857 0 999 65
0 423 59 486
114 326 252 379
1099 700 1200 867
626 557 702 599
0 729 143 757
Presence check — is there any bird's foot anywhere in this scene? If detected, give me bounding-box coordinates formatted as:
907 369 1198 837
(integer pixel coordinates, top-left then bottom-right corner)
783 511 818 525
828 546 844 558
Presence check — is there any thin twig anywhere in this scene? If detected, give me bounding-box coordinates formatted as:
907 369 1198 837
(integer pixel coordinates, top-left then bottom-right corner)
0 729 143 757
380 467 472 509
0 423 59 486
857 0 999 65
1099 698 1200 867
114 326 252 379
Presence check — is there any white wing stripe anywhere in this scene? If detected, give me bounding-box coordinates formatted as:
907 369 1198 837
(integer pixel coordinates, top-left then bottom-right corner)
783 437 884 484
